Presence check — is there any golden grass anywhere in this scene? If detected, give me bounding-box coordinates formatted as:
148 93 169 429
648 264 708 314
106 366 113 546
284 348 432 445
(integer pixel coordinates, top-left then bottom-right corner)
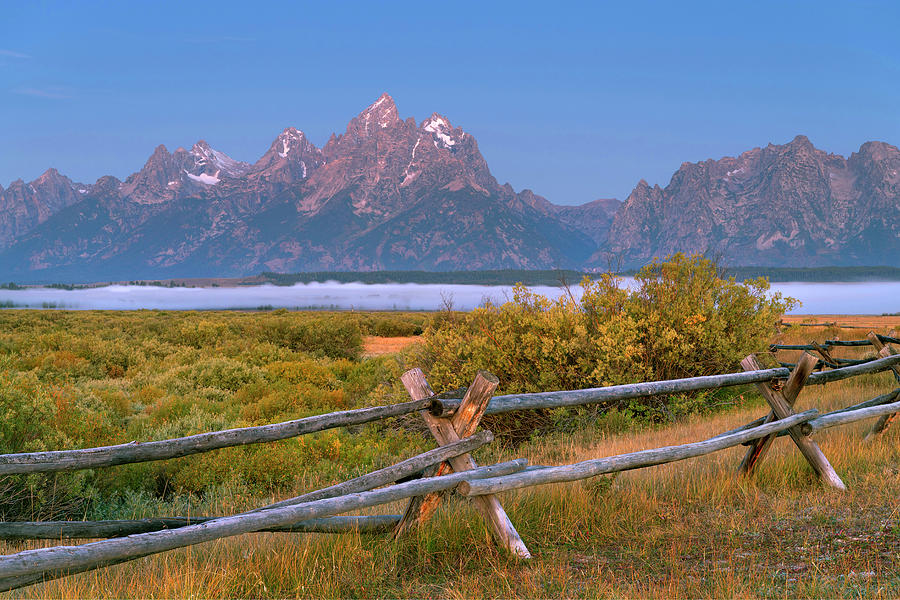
5 322 900 598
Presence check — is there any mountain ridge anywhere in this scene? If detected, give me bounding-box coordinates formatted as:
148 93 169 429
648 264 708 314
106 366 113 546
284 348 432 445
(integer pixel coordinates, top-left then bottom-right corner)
0 95 897 282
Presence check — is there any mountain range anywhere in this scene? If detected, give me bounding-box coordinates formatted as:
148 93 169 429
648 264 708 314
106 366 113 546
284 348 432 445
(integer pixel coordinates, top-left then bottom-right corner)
1 93 897 282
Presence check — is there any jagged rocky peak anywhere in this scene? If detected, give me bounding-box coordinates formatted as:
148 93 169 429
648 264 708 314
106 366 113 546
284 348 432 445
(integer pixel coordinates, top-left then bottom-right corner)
269 127 317 158
93 175 122 192
33 167 66 184
853 140 900 166
362 92 401 129
788 134 814 148
628 179 663 200
0 168 84 248
188 140 251 178
339 93 402 143
120 144 182 202
31 168 82 200
248 127 325 183
421 113 463 150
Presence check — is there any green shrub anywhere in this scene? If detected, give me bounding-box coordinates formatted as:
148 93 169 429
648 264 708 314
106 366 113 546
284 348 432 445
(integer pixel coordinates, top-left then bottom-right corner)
260 316 362 359
421 254 796 435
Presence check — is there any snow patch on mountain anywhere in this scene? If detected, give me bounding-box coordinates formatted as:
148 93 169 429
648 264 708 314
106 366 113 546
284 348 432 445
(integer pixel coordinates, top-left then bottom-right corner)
423 115 456 149
185 170 220 185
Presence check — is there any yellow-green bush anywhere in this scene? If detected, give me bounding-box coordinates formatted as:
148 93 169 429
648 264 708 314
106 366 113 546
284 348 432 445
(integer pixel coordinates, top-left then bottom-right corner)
421 254 796 432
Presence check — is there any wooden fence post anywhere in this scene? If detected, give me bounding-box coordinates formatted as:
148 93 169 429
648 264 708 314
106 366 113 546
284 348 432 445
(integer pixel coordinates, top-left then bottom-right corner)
393 368 531 558
864 332 900 440
739 354 846 490
738 352 819 474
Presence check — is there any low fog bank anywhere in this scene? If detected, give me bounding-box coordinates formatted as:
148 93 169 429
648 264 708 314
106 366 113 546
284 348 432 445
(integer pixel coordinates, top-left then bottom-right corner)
0 282 574 312
0 281 896 314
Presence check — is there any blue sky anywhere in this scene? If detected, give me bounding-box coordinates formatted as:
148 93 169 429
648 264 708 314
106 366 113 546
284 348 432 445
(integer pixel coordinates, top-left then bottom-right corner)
1 1 898 204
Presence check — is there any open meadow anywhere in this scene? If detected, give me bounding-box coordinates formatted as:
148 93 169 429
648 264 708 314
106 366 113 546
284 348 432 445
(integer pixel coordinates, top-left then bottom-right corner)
0 312 895 598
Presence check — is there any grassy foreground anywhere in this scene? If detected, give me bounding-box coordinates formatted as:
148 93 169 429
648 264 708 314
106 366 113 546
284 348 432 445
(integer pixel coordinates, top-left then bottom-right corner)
2 319 899 598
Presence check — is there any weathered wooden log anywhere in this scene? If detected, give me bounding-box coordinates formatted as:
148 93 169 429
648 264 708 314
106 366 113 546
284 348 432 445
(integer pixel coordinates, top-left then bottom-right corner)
457 410 818 497
794 354 899 385
808 398 900 434
432 356 900 418
394 370 531 558
771 343 819 351
0 398 433 475
431 368 793 417
708 415 768 440
740 355 846 490
740 388 900 444
255 429 493 512
0 431 494 541
0 515 403 541
738 353 818 474
0 459 529 590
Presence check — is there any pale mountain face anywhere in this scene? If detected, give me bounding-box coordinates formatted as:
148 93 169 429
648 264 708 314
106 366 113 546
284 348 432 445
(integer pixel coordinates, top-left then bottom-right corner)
0 169 82 248
0 97 897 282
605 135 900 267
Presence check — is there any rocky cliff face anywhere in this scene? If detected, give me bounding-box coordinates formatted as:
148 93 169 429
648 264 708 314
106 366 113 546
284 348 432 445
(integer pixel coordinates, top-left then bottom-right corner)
604 136 900 267
0 168 89 249
1 101 897 282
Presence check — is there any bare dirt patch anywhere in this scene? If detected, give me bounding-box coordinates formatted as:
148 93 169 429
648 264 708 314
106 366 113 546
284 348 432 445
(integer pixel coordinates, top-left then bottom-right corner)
362 335 422 357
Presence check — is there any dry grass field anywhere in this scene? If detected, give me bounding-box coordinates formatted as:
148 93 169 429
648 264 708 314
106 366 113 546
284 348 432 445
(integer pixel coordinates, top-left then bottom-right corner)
3 319 899 598
781 314 900 330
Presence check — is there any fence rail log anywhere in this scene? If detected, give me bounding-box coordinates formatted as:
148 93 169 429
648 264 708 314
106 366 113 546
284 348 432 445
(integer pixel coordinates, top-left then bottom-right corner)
0 398 434 475
432 368 793 417
0 431 495 541
255 429 494 512
0 515 403 541
433 356 900 418
0 459 529 591
709 416 769 440
808 398 900 434
825 339 878 346
740 388 900 444
458 410 817 497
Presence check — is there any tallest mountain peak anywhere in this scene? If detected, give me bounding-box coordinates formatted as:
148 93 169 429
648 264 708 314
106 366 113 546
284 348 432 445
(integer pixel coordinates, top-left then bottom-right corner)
353 93 400 131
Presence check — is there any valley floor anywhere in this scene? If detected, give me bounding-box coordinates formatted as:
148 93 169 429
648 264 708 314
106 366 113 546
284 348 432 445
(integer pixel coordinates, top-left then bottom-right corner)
3 320 900 598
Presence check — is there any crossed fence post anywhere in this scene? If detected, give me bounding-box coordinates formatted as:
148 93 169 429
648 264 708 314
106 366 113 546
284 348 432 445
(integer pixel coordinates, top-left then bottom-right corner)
737 352 846 490
392 368 531 558
864 332 900 440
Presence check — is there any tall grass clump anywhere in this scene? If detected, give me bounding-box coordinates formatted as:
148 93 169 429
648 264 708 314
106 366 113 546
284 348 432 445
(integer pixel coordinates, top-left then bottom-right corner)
421 254 797 431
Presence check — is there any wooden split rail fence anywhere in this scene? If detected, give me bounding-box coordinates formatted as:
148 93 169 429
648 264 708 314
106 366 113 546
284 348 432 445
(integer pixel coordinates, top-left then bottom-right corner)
0 333 898 591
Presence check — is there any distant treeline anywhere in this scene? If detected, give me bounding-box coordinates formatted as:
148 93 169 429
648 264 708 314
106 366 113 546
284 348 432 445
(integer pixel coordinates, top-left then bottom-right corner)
717 266 900 282
257 270 589 287
258 266 900 286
